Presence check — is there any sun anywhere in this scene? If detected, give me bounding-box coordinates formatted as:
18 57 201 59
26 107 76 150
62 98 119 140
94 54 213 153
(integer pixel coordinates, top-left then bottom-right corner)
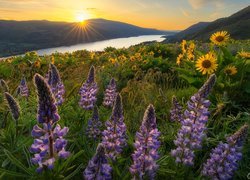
75 12 90 23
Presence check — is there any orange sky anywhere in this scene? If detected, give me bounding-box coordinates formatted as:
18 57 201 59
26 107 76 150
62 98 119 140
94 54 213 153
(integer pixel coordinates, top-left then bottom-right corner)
0 0 249 30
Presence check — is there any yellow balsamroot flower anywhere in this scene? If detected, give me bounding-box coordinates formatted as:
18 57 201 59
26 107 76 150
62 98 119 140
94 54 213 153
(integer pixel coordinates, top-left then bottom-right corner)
130 56 136 62
138 47 146 53
187 53 195 61
188 42 195 52
51 56 55 64
6 59 13 64
135 53 142 60
195 53 218 75
34 60 41 68
118 55 126 61
109 58 117 64
237 51 250 59
208 51 217 58
149 51 154 56
176 54 184 65
132 65 137 71
181 40 187 53
187 42 195 56
224 65 237 76
210 31 230 46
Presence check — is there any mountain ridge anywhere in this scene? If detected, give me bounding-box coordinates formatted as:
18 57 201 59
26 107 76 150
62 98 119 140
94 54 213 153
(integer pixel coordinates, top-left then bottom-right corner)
165 6 250 42
0 18 174 57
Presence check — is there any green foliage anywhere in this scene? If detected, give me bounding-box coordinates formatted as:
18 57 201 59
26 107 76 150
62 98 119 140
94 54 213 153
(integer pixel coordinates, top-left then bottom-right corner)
0 41 249 179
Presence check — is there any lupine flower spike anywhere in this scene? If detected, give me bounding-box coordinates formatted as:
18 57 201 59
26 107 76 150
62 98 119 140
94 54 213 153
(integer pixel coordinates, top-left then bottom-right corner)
130 104 161 180
202 124 249 180
4 92 20 121
171 74 216 166
102 94 127 160
170 96 183 122
5 92 20 136
47 64 65 106
103 78 117 107
86 106 102 139
0 79 9 92
30 74 70 173
18 77 29 98
83 143 112 180
79 66 98 110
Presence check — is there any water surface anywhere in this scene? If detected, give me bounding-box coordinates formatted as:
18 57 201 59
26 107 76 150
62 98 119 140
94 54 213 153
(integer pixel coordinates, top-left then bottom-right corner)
36 35 165 56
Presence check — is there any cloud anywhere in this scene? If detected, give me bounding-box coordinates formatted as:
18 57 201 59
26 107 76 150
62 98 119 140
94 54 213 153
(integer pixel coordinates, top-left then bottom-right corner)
180 8 190 17
86 8 97 11
0 7 20 12
188 0 224 9
0 0 42 3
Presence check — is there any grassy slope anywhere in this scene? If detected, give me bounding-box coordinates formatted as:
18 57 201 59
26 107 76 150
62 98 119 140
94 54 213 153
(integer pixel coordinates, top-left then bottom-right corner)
0 43 249 179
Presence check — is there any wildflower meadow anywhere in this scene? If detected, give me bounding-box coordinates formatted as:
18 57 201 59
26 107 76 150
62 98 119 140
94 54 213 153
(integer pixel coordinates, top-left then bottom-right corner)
0 31 250 179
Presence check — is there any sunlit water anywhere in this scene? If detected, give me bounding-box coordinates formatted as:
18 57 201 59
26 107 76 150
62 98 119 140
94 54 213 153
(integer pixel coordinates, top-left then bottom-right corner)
0 35 166 59
36 35 165 56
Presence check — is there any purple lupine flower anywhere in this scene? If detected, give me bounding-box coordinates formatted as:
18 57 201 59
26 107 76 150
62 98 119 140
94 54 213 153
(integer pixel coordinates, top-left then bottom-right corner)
86 106 102 139
79 66 98 110
130 104 161 180
171 74 216 166
202 124 248 180
30 74 70 173
4 92 20 121
18 77 29 98
103 78 117 107
170 96 183 122
83 143 112 180
47 64 65 106
102 94 126 160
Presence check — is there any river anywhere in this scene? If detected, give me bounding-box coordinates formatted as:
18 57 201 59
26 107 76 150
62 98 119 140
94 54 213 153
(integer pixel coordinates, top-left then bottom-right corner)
36 35 165 55
0 35 166 59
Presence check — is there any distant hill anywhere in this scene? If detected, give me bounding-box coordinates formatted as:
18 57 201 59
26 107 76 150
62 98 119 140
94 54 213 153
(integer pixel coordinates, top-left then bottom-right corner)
166 22 210 42
0 18 173 57
166 6 250 42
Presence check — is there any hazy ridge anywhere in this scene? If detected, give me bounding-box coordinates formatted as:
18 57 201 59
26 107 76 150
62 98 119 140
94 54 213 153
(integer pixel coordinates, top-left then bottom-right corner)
0 18 174 57
165 6 250 42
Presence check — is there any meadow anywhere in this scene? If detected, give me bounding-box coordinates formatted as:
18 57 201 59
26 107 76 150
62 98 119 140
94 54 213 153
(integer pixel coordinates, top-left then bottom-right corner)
0 31 250 179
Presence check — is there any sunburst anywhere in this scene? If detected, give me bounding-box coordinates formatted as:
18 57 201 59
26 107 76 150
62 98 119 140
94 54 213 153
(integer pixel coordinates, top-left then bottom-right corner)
75 12 90 23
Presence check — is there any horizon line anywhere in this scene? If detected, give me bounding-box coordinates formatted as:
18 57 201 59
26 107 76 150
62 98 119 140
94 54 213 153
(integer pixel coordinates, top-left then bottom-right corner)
0 18 184 31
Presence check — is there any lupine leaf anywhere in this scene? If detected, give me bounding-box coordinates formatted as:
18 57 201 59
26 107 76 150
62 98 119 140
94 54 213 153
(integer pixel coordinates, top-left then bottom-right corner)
64 164 84 180
0 168 30 178
3 149 33 175
58 150 84 172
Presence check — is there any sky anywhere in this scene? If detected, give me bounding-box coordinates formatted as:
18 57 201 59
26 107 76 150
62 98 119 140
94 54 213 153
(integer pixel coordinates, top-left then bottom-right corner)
0 0 249 30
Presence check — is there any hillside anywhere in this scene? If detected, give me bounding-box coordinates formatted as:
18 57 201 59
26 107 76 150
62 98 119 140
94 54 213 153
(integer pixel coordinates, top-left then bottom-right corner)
166 6 250 42
0 18 172 57
0 39 249 179
166 22 210 42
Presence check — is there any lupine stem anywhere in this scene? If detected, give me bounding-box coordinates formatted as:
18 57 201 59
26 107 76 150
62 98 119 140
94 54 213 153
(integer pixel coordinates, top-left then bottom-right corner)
49 130 54 158
15 120 18 140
